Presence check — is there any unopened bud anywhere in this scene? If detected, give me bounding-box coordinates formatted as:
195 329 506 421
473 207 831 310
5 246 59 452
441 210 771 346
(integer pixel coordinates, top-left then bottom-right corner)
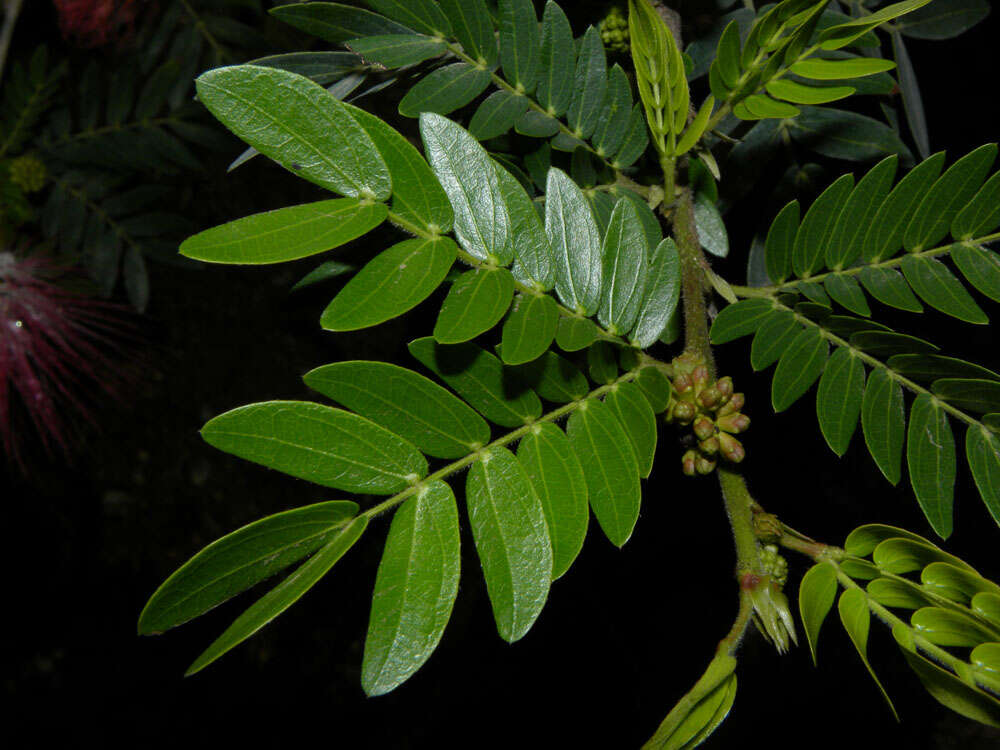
717 413 750 434
672 401 696 424
681 449 698 476
695 455 716 475
692 365 710 390
718 432 745 463
699 436 720 455
718 393 745 417
698 385 722 410
715 376 734 401
673 373 693 394
693 416 716 441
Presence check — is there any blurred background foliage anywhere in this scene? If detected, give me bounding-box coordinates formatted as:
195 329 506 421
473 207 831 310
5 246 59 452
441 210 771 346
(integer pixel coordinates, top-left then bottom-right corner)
1 1 999 746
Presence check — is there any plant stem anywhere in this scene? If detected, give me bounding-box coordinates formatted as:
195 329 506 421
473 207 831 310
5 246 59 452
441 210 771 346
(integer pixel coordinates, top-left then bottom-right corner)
718 469 764 576
669 186 715 371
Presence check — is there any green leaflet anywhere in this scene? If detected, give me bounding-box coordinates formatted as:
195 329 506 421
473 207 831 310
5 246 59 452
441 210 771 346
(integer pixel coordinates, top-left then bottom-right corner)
863 152 945 262
556 315 602 352
566 26 607 140
966 426 1000 525
911 607 1000 647
973 592 1000 628
764 200 799 284
517 422 589 580
500 0 541 95
421 113 511 265
195 65 391 200
510 350 589 403
493 162 555 290
828 155 898 270
644 653 737 750
588 342 619 385
818 0 932 49
861 368 905 485
895 0 991 40
362 481 460 696
838 588 899 719
973 642 1000 671
466 447 552 642
786 106 913 166
179 199 386 265
303 361 489 459
888 354 1000 383
545 168 602 314
202 401 427 494
904 144 997 252
635 366 673 414
604 381 657 478
850 331 938 360
796 282 832 308
321 236 456 331
867 577 938 609
138 500 359 635
953 172 1000 240
537 1 575 117
469 91 530 140
799 562 839 665
921 562 1000 604
361 0 451 37
630 238 681 349
857 267 923 313
789 57 896 80
592 65 632 159
347 34 447 68
615 188 663 250
893 624 1000 727
398 63 492 117
900 255 987 325
345 104 453 233
709 298 775 344
515 109 560 138
792 173 853 277
737 95 800 121
598 199 648 335
765 79 854 105
872 537 974 574
270 3 418 44
932 379 1000 413
612 104 651 169
824 275 871 317
816 348 865 457
693 194 729 259
566 398 641 547
439 0 497 69
434 267 515 344
186 516 368 676
951 244 1000 304
408 337 542 427
844 523 937 557
750 310 800 371
500 293 560 365
771 327 828 413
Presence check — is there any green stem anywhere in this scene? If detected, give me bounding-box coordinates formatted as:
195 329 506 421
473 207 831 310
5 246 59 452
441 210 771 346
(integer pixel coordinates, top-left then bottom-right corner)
718 469 764 576
362 369 640 521
730 232 1000 296
670 186 714 371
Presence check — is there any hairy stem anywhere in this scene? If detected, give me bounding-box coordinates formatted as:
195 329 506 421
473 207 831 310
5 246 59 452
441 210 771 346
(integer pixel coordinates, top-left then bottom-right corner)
669 186 715 370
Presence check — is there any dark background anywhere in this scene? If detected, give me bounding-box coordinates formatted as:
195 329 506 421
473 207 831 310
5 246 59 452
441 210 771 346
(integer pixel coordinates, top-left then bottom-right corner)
3 2 1000 746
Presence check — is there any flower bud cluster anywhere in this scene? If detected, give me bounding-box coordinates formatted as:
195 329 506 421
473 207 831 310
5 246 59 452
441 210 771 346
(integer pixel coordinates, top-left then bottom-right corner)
599 6 630 53
759 544 788 588
9 155 47 194
665 353 750 476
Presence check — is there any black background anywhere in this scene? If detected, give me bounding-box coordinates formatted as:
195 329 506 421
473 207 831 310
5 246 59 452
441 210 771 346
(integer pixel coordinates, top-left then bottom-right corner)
4 2 1000 747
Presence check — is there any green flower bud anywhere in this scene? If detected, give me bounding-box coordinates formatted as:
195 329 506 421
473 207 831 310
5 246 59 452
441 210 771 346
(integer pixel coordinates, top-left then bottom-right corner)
693 416 716 441
681 449 698 476
717 393 745 417
717 413 749 434
699 436 720 455
672 400 696 424
715 376 734 401
698 385 721 410
718 432 745 463
691 365 710 390
9 154 47 193
695 455 716 475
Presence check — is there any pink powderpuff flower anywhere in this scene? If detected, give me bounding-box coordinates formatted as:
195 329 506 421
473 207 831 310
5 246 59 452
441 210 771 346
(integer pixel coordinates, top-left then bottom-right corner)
0 247 139 470
52 0 142 48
